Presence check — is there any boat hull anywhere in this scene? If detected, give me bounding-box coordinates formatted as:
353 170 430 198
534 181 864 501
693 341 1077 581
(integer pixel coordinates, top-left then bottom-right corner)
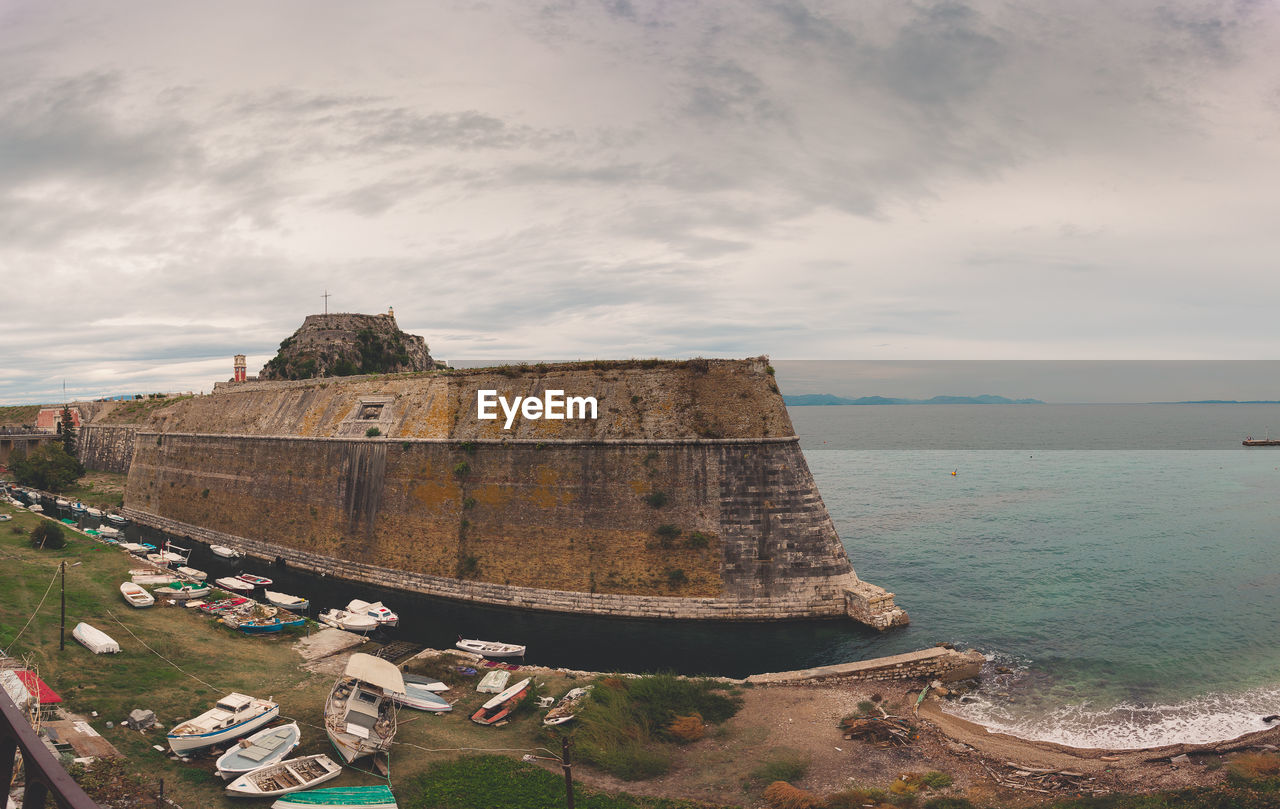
270 785 398 808
168 704 280 754
214 722 301 778
225 754 343 798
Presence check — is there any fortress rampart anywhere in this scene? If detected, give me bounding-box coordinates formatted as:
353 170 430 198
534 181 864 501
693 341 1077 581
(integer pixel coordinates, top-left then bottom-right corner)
116 359 907 627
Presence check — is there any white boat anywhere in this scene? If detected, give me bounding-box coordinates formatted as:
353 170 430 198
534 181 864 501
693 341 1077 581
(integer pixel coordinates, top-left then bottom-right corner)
265 591 310 611
86 507 103 518
456 637 526 658
390 682 452 713
224 754 343 798
130 568 177 585
120 582 155 608
323 653 405 764
27 504 43 513
119 542 148 554
470 677 532 726
216 576 256 592
476 670 510 694
153 581 211 601
211 545 244 559
97 525 121 539
167 693 279 754
73 623 121 654
271 785 398 809
317 609 377 634
55 498 70 508
543 686 593 726
214 722 301 778
402 672 448 693
345 599 398 627
106 513 129 526
176 566 207 581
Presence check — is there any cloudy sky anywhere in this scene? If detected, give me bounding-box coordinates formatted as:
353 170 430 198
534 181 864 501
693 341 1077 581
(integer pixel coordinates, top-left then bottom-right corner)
3 1 1279 404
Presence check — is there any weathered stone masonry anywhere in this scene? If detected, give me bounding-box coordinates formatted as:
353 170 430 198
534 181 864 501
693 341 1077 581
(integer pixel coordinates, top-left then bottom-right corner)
77 424 138 474
118 361 909 627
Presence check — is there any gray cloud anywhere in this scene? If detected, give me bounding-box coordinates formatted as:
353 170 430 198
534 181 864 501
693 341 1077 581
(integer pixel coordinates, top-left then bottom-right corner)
2 0 1280 404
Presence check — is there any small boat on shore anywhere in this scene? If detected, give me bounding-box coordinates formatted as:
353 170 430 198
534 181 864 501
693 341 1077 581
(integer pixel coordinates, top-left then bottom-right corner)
271 784 398 809
200 597 250 614
216 576 256 593
323 653 405 764
224 754 343 798
402 673 448 693
72 622 121 654
214 722 301 778
476 670 510 694
470 677 531 726
153 581 211 601
27 504 43 513
227 615 306 635
456 637 525 658
265 591 310 611
211 544 244 559
97 524 121 539
131 568 177 585
168 693 279 754
176 566 207 581
318 609 377 634
120 542 148 555
346 599 398 627
543 686 593 726
120 582 155 608
391 681 452 713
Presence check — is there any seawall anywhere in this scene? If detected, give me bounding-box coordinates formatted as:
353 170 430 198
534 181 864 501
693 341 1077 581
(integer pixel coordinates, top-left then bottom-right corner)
120 360 908 627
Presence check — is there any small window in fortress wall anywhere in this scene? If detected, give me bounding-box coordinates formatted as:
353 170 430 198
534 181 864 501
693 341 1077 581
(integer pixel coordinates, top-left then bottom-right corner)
358 403 385 420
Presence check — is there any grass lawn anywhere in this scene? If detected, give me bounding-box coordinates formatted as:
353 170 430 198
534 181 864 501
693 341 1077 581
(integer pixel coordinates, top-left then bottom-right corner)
58 470 129 509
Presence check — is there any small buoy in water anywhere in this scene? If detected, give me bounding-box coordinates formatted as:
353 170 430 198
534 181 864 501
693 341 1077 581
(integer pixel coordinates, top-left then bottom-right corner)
950 469 958 476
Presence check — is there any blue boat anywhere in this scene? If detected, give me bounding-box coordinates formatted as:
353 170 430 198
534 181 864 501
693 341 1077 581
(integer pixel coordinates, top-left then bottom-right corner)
232 616 306 634
215 722 301 778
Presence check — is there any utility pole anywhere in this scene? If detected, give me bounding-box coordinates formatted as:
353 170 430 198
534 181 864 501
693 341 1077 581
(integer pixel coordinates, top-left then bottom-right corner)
59 561 66 651
562 737 574 809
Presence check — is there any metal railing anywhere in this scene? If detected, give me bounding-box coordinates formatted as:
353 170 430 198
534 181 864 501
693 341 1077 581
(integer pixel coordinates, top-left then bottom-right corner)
0 688 101 809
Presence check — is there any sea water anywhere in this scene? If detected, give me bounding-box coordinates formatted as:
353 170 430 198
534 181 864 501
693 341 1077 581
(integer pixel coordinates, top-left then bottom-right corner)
795 403 1280 748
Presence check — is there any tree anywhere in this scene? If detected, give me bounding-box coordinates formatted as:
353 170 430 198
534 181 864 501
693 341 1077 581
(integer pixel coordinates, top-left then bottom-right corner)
59 404 77 456
10 443 85 492
30 521 66 550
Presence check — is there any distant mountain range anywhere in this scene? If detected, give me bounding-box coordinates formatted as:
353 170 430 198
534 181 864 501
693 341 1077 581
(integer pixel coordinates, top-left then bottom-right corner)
783 394 1044 406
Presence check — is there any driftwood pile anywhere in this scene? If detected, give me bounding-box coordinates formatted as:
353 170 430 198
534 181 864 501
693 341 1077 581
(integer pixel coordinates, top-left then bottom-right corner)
839 714 917 747
979 761 1107 796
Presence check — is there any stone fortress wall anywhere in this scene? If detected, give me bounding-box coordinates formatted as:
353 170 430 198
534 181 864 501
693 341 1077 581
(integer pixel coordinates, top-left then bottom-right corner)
93 359 907 627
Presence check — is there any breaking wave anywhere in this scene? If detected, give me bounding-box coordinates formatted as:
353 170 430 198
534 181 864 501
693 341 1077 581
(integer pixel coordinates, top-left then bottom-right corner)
944 685 1280 749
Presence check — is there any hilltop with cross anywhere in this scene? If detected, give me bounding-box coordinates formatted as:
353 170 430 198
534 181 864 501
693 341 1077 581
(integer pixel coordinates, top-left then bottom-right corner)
257 307 440 380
